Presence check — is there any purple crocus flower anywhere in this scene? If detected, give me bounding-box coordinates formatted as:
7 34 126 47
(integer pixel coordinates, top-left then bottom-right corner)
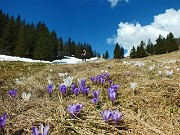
112 110 123 123
100 110 112 122
32 124 49 135
108 79 112 85
71 84 76 92
78 78 86 86
90 77 96 83
8 89 17 98
59 84 68 95
110 84 120 92
92 98 99 104
81 86 89 95
73 88 80 96
67 103 83 118
0 113 7 130
109 90 117 103
105 72 109 78
100 78 105 84
47 84 54 95
96 75 101 82
92 90 100 98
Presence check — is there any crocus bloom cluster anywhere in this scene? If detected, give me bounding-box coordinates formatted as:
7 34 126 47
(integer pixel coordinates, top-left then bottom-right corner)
90 72 109 85
0 113 6 130
8 89 17 98
92 90 100 104
107 84 119 103
67 103 83 118
100 110 123 123
32 124 49 135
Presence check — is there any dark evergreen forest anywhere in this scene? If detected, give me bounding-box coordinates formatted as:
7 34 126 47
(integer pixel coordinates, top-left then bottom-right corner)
130 33 180 58
0 10 97 61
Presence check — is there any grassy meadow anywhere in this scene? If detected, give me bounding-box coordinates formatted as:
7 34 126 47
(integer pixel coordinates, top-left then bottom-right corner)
0 51 180 135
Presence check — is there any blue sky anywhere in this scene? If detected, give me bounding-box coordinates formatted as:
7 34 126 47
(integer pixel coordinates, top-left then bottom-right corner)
1 0 180 57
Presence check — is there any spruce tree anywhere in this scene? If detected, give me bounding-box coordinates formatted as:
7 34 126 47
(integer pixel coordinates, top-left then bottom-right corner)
130 46 136 58
57 37 64 59
14 21 27 57
1 16 16 55
33 22 52 60
136 40 147 58
146 39 154 55
120 47 124 58
104 50 109 59
113 43 120 59
154 34 166 54
166 32 178 52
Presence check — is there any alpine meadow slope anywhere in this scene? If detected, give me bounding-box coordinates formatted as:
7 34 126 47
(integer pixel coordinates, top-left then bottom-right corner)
0 51 180 135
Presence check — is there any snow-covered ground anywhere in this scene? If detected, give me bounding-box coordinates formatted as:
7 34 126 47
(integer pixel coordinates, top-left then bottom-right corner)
0 55 102 64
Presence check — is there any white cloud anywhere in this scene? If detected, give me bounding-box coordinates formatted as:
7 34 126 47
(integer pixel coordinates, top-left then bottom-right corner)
107 0 129 7
107 9 180 56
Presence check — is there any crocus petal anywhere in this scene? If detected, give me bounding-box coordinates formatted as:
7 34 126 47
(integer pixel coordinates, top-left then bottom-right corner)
39 124 44 134
43 125 49 135
32 126 40 134
92 98 98 104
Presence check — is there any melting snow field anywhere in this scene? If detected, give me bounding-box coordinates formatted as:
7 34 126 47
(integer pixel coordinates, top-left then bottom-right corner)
0 55 102 64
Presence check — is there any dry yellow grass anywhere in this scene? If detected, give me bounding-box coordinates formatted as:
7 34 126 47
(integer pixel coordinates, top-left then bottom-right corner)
0 51 180 135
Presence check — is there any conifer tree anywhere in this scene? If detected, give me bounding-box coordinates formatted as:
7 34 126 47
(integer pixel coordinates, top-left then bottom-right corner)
130 46 136 58
104 50 109 59
49 31 58 60
154 34 166 54
136 40 147 58
57 37 64 59
166 32 178 52
146 39 154 55
1 16 16 55
14 21 27 57
114 43 120 59
120 47 124 58
25 23 37 58
33 22 52 60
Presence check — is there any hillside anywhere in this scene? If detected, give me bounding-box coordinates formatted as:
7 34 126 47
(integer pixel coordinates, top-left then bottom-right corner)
0 51 180 135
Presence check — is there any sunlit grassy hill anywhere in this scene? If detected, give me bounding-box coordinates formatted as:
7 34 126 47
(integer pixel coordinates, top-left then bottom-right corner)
0 51 180 135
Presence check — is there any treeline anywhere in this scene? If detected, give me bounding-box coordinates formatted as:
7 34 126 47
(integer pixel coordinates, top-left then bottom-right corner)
0 10 97 61
130 32 180 58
